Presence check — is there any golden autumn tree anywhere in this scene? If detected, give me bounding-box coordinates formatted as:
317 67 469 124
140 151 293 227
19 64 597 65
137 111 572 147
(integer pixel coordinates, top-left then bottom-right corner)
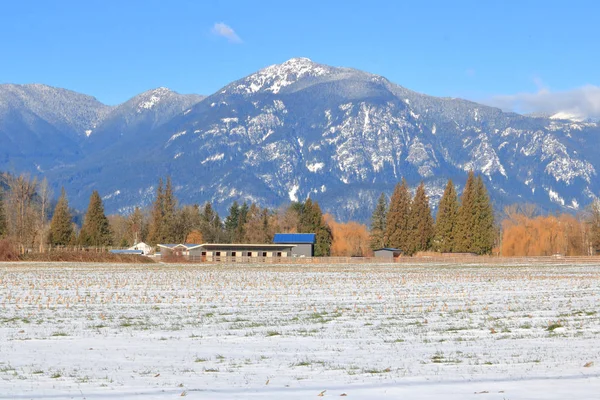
325 214 371 257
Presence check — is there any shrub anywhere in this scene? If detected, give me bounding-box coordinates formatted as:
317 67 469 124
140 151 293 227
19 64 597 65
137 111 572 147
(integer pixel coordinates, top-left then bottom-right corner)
0 239 19 261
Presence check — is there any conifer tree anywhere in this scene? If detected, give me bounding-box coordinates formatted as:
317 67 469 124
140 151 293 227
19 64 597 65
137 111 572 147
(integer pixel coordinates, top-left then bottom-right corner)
433 179 459 252
200 202 224 243
370 193 388 250
163 177 178 243
238 202 249 241
0 189 6 239
296 199 332 256
79 190 112 247
407 182 434 255
48 188 73 246
147 179 165 245
311 201 333 257
225 201 240 242
472 175 495 254
385 178 412 252
453 171 476 253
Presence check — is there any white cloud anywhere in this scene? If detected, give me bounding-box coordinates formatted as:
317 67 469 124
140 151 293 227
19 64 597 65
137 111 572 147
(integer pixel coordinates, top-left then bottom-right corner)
486 84 600 120
211 22 242 43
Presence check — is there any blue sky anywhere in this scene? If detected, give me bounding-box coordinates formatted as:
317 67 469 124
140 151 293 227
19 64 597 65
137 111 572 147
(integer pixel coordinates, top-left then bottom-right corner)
1 0 599 116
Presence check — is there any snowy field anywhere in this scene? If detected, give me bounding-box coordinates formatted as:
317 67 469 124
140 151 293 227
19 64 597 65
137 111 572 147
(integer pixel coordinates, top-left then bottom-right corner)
0 262 599 399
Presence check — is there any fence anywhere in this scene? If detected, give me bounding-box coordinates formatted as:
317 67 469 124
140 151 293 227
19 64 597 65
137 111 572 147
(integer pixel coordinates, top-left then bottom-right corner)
26 246 600 265
165 254 600 266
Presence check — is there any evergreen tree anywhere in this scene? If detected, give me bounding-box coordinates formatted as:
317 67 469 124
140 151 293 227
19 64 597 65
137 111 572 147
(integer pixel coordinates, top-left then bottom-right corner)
385 178 412 252
296 199 332 256
472 176 495 254
369 193 388 250
433 179 459 252
225 201 240 242
407 182 434 255
0 189 6 238
147 179 165 245
200 202 224 243
48 188 73 246
163 177 178 243
235 202 249 242
453 171 476 253
79 191 112 247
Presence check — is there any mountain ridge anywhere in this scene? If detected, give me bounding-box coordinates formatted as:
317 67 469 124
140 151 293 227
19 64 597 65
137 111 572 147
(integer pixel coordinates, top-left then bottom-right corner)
0 58 598 221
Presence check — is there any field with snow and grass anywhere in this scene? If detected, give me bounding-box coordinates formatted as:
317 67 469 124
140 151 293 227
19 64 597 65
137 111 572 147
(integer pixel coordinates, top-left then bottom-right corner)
0 262 599 399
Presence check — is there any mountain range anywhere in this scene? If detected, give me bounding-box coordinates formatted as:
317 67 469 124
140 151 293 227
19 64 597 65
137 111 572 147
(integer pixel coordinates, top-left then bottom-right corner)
1 57 599 221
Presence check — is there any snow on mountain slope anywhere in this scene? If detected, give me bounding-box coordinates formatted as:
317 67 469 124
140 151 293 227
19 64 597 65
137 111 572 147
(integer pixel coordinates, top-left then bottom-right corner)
85 88 204 149
3 60 600 221
0 84 111 171
0 84 111 136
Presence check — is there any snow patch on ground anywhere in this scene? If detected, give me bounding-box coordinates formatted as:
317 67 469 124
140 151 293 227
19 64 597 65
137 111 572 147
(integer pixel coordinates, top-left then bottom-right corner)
1 264 599 400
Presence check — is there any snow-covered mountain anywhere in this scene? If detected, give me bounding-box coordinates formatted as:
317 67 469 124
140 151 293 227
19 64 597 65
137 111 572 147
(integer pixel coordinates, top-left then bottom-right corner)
0 84 203 172
86 88 204 149
2 59 599 221
0 84 110 171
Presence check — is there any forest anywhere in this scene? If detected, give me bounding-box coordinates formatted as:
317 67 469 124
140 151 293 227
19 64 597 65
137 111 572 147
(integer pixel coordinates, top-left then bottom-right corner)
1 171 600 258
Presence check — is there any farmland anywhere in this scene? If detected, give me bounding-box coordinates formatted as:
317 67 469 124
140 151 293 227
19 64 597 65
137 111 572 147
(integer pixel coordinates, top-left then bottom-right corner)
0 262 599 399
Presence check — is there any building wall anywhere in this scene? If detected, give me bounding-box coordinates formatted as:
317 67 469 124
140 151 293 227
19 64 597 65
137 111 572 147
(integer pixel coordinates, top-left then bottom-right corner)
188 246 293 258
291 243 313 257
374 250 395 259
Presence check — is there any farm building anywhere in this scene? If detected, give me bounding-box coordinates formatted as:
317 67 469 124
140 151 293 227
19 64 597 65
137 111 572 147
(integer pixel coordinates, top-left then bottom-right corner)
158 243 296 261
157 244 201 258
273 233 316 257
373 248 403 260
128 242 153 255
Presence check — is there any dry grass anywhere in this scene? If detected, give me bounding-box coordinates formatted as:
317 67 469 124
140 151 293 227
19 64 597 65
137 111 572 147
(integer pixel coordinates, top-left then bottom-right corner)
19 251 155 263
0 239 19 261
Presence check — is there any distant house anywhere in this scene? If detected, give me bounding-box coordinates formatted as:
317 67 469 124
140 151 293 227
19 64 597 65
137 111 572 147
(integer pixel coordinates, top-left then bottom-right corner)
157 244 201 258
157 243 296 261
128 242 153 255
373 248 403 260
273 233 316 257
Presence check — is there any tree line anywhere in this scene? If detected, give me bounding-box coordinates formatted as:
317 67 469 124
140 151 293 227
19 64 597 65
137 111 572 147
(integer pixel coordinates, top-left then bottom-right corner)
3 170 600 258
370 171 495 255
500 203 600 256
0 174 336 256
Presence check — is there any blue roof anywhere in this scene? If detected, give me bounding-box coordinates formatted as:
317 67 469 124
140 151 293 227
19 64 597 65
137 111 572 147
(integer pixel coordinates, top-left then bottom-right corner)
273 233 316 244
375 248 403 252
110 249 144 255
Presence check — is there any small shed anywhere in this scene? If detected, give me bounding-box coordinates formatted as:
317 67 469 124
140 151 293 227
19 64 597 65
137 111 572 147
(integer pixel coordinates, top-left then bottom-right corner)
128 242 153 255
273 233 316 257
374 248 403 260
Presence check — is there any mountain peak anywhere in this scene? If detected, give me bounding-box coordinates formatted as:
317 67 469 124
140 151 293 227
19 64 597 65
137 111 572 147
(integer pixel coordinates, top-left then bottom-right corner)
132 87 176 111
281 57 314 65
228 57 331 95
